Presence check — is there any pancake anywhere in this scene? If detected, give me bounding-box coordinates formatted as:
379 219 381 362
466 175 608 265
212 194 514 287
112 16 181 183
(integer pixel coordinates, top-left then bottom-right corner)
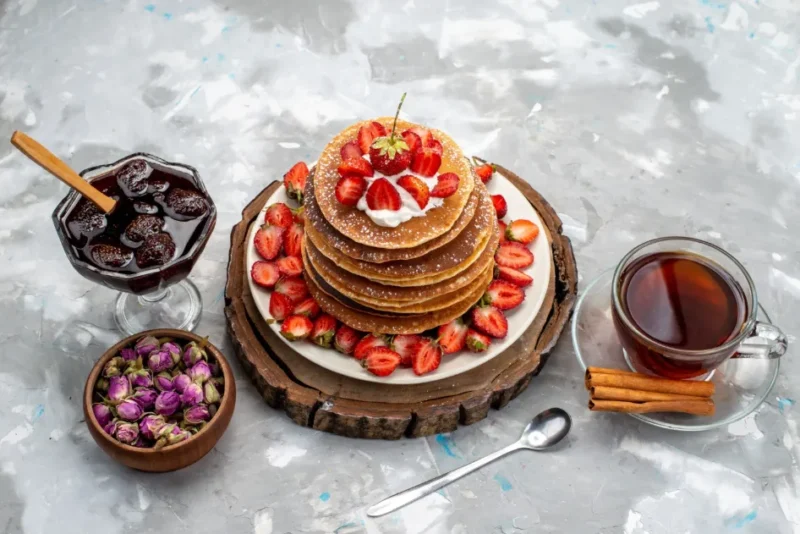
304 227 498 303
304 168 481 264
305 263 492 334
305 188 496 285
314 117 476 249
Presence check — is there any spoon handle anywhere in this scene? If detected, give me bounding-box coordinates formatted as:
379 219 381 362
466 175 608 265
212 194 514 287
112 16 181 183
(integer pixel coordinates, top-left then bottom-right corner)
10 131 116 214
366 441 524 517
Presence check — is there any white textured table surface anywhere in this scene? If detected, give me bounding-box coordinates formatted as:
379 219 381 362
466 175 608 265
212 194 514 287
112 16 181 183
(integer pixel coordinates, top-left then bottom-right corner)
1 0 799 533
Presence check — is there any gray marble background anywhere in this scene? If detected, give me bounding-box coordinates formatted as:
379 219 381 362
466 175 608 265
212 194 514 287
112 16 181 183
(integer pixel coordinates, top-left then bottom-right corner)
1 0 799 532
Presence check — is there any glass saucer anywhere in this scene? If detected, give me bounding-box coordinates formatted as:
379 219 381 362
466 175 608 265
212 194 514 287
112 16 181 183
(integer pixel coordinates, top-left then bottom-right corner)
571 269 780 431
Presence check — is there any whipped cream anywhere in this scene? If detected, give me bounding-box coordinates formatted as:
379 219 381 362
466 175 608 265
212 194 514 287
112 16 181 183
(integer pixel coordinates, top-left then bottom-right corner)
355 156 444 228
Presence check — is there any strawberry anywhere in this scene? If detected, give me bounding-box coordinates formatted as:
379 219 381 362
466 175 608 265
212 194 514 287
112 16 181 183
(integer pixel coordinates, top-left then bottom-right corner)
438 319 468 354
251 261 280 288
495 242 534 269
275 275 309 303
370 142 412 176
401 130 421 152
340 141 363 161
254 224 284 260
335 175 367 206
363 347 401 377
311 314 338 348
265 203 293 229
357 121 387 154
412 337 442 376
465 329 491 352
284 222 303 257
291 206 305 224
396 175 430 209
475 163 494 184
431 172 459 198
410 145 442 177
366 178 401 211
498 220 508 244
334 324 360 355
484 280 525 310
491 194 507 219
338 157 374 178
391 334 423 367
293 297 320 319
402 126 431 147
470 305 508 338
353 333 387 360
425 138 443 155
506 219 540 245
269 291 294 321
277 255 303 277
283 162 309 204
280 315 313 341
497 266 533 287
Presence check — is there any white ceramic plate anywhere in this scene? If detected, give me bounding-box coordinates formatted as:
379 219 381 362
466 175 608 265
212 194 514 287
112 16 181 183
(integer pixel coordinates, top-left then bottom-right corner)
245 169 553 384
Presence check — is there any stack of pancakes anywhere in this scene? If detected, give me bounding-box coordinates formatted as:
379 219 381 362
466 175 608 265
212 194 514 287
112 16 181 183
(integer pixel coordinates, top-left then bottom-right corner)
302 118 499 335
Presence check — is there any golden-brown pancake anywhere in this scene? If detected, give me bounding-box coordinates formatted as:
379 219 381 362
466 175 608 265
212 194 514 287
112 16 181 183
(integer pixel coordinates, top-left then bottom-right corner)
304 168 481 263
314 117 476 249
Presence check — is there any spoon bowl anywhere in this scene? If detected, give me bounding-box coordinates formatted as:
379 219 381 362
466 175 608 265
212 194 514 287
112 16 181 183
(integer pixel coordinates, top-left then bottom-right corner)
520 407 571 450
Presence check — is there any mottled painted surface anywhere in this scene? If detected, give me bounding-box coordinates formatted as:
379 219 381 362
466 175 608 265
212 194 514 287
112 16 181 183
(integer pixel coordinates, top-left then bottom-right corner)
1 0 799 533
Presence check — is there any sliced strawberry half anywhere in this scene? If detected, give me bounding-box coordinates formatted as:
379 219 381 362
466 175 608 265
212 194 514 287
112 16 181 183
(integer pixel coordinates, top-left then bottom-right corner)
277 255 303 277
340 141 363 161
353 334 387 360
275 275 309 303
491 194 508 219
498 220 508 244
251 261 280 288
284 222 303 257
283 162 309 204
269 291 294 321
410 145 442 177
431 172 459 198
401 130 421 153
391 334 423 367
334 324 360 355
425 137 443 155
363 347 401 377
470 305 508 338
484 280 525 311
358 122 387 154
280 315 313 341
495 242 534 269
293 297 320 319
465 329 491 352
396 175 430 209
291 206 305 224
475 163 494 184
254 224 284 261
497 266 533 287
366 178 401 211
412 338 442 376
506 219 540 245
438 319 468 354
310 314 337 348
402 126 431 147
265 203 293 229
338 157 374 178
335 175 367 207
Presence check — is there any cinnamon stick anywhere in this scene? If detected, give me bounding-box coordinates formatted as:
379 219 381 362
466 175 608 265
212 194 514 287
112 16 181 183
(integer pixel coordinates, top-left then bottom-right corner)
589 399 715 416
585 367 714 398
590 386 708 403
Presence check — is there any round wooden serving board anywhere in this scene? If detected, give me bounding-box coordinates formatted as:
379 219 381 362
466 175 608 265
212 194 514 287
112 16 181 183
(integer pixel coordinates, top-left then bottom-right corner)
224 161 578 439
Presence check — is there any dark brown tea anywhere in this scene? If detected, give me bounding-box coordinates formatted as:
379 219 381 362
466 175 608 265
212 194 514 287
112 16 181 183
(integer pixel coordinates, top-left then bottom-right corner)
614 251 747 378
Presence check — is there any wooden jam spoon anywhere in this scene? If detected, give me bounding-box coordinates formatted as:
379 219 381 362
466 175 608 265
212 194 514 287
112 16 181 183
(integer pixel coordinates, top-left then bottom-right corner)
10 131 117 213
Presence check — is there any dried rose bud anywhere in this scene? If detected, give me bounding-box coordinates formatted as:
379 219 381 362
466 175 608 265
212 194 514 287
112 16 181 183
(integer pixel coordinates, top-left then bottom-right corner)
203 381 221 404
120 348 137 362
182 342 207 367
103 419 119 435
131 387 158 410
107 375 131 405
209 376 224 394
167 427 191 445
123 356 144 374
129 369 153 389
135 335 160 357
189 361 212 384
154 372 174 392
115 421 139 444
172 373 192 394
117 398 144 421
180 383 203 407
132 436 148 448
184 403 211 425
155 390 180 416
95 377 109 392
139 414 166 440
147 350 173 373
92 403 113 427
102 356 125 378
161 341 182 366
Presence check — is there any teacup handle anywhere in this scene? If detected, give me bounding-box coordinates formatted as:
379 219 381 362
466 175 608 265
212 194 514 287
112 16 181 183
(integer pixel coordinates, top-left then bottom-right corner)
734 322 788 359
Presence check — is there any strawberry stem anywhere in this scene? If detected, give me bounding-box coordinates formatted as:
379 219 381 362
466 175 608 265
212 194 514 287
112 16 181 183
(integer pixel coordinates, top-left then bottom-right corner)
390 92 407 141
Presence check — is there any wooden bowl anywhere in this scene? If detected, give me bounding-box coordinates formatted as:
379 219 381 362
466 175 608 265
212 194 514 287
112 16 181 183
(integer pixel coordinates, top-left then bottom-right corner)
83 328 236 472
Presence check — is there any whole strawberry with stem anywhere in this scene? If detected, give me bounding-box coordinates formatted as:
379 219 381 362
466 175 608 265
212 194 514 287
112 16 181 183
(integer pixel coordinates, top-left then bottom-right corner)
369 93 412 176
